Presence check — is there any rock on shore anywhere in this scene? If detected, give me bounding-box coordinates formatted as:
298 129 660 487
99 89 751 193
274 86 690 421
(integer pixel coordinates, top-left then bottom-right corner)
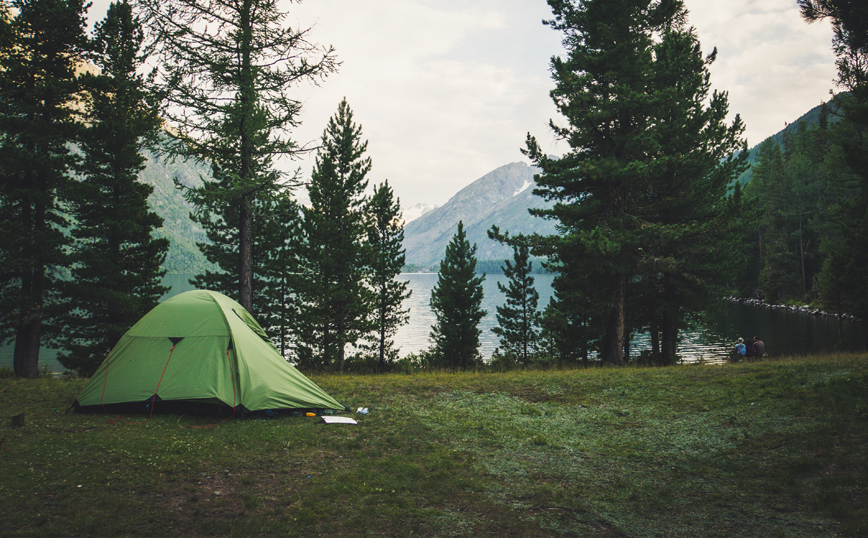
723 296 862 323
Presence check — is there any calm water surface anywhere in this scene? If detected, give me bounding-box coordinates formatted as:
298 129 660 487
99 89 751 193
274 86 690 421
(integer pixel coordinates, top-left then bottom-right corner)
2 273 863 372
394 273 865 363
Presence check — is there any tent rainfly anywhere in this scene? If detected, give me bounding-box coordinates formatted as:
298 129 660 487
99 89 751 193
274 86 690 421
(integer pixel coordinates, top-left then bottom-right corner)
72 290 345 415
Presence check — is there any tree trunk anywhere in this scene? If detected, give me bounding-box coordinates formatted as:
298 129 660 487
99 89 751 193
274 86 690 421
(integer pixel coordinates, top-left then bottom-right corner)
237 0 254 313
378 299 386 372
650 319 660 361
602 273 626 365
799 216 807 297
239 196 253 312
379 323 386 373
337 302 345 373
14 315 41 379
661 308 678 364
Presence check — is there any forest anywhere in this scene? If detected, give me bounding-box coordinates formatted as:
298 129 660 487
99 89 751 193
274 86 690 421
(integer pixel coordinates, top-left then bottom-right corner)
1 0 866 378
735 100 865 313
0 0 413 378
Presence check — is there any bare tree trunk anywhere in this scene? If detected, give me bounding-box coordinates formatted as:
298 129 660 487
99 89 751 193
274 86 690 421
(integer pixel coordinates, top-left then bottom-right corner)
661 308 678 364
14 315 41 379
602 274 626 365
237 0 254 313
239 197 253 311
799 216 807 297
379 322 386 372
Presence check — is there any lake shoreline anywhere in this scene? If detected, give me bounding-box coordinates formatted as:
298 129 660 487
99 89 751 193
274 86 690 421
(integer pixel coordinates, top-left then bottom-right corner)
724 295 863 323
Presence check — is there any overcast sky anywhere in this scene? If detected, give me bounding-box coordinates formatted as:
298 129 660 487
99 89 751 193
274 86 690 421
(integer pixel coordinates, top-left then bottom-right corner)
89 0 839 209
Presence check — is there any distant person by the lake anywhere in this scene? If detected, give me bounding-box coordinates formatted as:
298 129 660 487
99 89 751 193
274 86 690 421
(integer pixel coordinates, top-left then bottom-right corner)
753 336 765 358
745 338 755 358
735 337 746 357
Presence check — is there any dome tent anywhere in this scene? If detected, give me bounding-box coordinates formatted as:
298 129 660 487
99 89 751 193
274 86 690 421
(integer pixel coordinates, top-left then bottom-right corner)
72 290 344 415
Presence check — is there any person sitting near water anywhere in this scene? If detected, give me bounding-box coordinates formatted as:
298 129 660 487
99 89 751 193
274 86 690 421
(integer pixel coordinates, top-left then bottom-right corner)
745 338 755 358
734 337 746 357
753 336 765 358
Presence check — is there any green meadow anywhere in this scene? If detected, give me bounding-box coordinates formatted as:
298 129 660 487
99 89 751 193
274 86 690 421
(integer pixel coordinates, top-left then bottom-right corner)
1 354 866 537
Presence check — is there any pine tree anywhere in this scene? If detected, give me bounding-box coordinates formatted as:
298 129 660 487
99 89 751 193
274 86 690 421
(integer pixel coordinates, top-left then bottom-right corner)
814 113 868 344
57 1 169 375
138 0 337 311
800 0 868 345
256 190 304 357
635 23 748 362
525 0 681 365
429 221 486 370
491 241 540 366
786 143 824 299
365 180 411 372
0 0 88 377
525 0 747 364
296 99 375 372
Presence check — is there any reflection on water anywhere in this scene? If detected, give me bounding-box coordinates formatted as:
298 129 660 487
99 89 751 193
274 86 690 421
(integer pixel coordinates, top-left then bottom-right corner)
394 273 865 363
2 272 863 372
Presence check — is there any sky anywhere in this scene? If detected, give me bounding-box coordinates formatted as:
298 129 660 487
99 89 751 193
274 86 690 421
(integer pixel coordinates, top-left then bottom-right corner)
87 0 839 209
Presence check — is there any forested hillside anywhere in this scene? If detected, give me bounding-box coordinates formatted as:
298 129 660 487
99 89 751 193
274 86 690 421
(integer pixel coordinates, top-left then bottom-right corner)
138 150 214 273
734 97 865 318
736 100 839 186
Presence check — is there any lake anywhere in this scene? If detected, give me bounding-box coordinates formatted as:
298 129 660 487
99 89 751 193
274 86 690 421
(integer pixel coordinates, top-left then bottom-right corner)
394 273 865 362
2 273 864 373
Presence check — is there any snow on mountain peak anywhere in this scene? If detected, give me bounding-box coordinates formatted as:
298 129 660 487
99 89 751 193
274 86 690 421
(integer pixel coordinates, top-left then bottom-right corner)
513 179 533 196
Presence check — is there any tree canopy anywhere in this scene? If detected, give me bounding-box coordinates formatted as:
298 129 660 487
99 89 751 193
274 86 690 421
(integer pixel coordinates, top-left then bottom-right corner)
0 0 89 377
523 0 747 364
139 0 337 311
429 221 486 370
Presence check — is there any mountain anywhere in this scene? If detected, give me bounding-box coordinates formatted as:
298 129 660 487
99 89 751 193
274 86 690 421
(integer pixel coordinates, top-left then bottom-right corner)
146 101 837 272
402 161 558 267
138 150 216 274
736 99 839 185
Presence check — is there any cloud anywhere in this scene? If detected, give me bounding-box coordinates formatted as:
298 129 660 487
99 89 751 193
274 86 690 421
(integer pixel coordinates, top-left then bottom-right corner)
687 0 837 147
288 0 563 206
84 0 839 207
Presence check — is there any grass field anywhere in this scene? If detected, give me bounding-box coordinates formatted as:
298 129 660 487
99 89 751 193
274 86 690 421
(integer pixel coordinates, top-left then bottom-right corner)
1 354 867 537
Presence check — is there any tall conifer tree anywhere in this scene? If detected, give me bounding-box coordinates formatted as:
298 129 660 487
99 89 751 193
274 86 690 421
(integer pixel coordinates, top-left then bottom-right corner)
490 238 540 366
138 0 337 312
800 0 868 345
429 221 486 370
0 0 88 377
57 1 169 375
296 99 374 372
525 0 681 365
637 23 748 362
365 180 411 372
526 0 746 363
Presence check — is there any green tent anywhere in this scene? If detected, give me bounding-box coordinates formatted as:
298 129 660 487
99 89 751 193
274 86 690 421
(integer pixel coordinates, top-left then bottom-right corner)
73 290 344 415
